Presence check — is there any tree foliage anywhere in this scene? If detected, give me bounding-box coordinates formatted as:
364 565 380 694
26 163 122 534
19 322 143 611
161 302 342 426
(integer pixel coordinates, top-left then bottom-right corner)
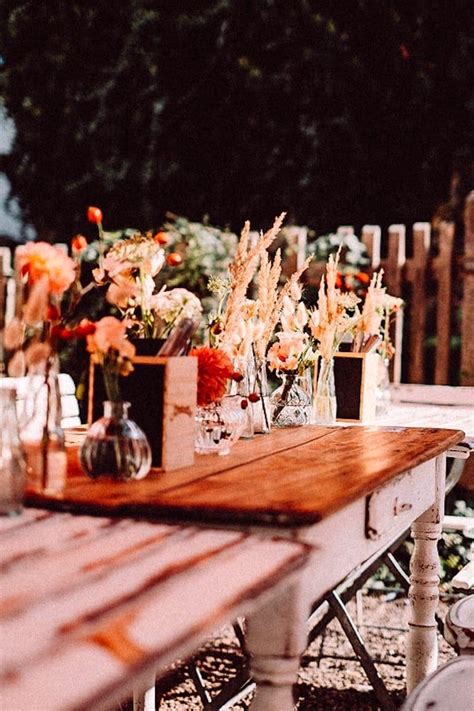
1 0 473 240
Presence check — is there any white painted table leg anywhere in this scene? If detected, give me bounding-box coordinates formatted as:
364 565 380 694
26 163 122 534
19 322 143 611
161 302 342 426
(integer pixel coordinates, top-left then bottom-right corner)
133 669 156 711
245 573 312 710
406 454 446 693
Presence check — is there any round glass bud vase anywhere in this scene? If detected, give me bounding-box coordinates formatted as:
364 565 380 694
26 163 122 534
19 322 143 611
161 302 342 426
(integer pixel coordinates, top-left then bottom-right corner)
314 358 337 424
80 401 152 480
270 372 312 428
195 396 246 456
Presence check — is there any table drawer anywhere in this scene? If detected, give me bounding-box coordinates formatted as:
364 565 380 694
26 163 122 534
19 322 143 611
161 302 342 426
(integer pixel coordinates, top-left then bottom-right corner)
365 462 436 540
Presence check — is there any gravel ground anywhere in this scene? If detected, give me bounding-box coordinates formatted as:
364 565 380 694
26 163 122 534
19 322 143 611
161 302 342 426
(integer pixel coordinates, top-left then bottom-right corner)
133 592 456 710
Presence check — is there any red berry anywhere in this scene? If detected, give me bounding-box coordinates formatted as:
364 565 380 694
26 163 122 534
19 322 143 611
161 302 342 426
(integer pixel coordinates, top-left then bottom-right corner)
87 206 103 224
166 252 183 266
240 398 248 409
248 392 260 403
154 231 168 245
232 371 244 382
71 234 88 253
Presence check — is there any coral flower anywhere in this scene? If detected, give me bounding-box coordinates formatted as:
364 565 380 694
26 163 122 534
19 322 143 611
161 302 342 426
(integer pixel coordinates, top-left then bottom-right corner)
15 242 76 296
189 346 235 407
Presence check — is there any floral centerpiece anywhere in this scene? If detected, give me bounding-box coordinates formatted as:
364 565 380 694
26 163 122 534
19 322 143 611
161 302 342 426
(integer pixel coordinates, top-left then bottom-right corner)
80 316 152 480
352 270 404 412
4 241 86 493
190 345 245 455
204 213 312 434
308 249 361 423
266 278 316 427
85 209 202 342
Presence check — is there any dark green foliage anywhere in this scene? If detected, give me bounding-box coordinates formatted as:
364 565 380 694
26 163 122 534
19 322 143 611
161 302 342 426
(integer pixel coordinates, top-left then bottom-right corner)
1 1 473 239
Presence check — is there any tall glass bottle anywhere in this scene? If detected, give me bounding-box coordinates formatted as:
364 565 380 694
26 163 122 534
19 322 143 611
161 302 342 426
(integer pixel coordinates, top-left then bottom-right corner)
20 354 67 495
0 385 26 515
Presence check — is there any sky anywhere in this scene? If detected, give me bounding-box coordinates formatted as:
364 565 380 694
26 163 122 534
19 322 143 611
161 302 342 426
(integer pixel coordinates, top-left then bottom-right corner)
0 106 34 240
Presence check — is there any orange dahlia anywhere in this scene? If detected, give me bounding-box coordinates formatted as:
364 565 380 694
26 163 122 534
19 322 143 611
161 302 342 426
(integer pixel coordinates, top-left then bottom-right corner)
189 346 235 406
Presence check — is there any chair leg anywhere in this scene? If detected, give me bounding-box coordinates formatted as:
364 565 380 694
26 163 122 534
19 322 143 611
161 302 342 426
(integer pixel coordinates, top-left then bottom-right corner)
383 551 410 590
328 591 396 711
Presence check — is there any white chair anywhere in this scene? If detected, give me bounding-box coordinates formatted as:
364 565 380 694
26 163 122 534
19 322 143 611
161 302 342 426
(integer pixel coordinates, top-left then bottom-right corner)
401 656 474 710
0 374 81 427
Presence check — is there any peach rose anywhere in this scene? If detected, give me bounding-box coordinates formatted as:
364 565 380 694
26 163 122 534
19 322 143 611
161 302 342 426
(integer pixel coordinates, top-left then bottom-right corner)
15 242 76 296
86 316 135 360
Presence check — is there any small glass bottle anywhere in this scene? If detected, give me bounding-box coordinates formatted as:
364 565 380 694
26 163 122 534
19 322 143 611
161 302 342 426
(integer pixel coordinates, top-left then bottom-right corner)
20 354 67 495
314 358 337 425
0 385 26 515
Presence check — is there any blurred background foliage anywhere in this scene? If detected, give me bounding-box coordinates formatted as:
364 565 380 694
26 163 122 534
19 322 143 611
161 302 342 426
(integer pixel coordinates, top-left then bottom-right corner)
0 0 473 241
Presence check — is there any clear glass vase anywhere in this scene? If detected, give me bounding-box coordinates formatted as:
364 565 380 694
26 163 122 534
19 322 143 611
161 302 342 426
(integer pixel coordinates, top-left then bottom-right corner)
270 371 312 428
19 354 67 495
314 358 337 424
80 401 152 480
0 385 26 515
195 396 246 455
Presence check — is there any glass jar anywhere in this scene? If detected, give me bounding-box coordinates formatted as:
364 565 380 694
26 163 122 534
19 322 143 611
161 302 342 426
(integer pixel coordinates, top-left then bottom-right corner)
0 385 26 515
19 354 67 495
270 371 312 428
80 401 152 480
195 396 246 455
314 357 337 424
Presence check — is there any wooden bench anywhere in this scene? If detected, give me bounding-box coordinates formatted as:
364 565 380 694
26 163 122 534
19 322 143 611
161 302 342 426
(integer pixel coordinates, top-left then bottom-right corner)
0 508 311 711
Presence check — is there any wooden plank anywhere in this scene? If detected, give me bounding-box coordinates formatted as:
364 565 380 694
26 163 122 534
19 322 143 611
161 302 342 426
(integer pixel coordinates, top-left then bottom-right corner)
382 224 406 297
461 191 474 385
433 221 455 384
0 511 310 711
406 222 431 383
381 224 406 384
361 225 381 269
26 426 464 527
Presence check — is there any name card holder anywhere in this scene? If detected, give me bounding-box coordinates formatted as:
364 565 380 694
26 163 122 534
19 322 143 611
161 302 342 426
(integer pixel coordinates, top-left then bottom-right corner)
314 352 379 423
88 356 197 470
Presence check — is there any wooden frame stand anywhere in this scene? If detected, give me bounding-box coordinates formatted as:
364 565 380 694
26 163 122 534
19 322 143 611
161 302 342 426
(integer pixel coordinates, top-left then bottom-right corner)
314 352 379 423
88 355 197 470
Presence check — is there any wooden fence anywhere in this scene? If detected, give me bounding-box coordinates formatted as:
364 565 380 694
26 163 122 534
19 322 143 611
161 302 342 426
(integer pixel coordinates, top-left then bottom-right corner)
283 192 474 386
1 197 473 386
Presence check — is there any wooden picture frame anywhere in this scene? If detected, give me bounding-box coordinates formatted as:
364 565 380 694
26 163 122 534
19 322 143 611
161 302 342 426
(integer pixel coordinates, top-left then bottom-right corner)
314 352 379 423
88 355 197 470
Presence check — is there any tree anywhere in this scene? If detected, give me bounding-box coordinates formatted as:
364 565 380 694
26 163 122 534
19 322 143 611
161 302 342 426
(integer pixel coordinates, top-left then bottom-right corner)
1 0 473 239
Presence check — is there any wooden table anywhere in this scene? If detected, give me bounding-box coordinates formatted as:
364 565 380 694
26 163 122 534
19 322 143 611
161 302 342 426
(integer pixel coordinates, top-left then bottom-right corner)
25 424 464 710
0 508 310 711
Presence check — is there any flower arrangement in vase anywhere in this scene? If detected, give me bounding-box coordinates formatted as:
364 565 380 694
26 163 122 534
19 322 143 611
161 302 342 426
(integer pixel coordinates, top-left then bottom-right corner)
4 241 90 494
308 249 361 424
207 213 312 434
267 282 316 427
190 345 245 455
83 208 203 344
80 316 152 480
351 270 404 413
